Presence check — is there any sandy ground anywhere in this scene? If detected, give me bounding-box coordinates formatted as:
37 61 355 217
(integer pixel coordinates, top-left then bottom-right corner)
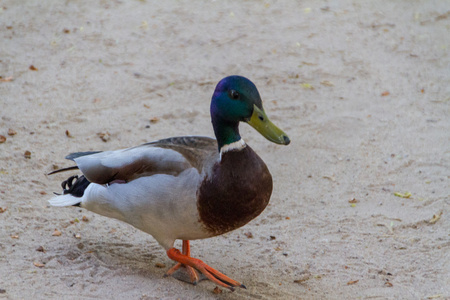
1 1 449 299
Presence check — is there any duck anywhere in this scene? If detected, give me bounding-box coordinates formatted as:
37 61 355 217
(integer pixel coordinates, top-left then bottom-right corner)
49 75 290 291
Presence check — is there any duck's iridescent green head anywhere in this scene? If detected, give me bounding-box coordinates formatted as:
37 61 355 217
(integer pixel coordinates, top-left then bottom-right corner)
210 76 290 150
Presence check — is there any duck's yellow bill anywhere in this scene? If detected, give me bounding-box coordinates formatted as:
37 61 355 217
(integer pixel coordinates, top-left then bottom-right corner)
247 105 290 145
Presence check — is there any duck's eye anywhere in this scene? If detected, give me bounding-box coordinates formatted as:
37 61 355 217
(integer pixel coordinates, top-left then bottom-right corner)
228 90 240 100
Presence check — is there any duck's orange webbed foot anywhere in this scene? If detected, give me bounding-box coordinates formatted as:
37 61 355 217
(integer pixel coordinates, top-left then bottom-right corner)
165 240 246 291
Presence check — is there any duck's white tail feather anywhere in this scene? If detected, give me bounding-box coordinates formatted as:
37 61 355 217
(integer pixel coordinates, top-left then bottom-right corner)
49 194 82 207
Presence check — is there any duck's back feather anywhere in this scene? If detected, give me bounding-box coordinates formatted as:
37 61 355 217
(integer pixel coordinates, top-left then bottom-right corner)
143 136 218 173
66 151 102 161
70 136 218 184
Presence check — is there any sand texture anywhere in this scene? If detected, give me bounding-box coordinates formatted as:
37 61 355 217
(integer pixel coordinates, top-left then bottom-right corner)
1 1 449 299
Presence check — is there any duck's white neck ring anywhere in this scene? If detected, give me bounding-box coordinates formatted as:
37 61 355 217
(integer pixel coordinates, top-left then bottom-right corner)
219 138 246 160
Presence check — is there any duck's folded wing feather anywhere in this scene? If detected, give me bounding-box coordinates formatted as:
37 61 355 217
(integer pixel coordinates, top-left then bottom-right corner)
72 136 218 184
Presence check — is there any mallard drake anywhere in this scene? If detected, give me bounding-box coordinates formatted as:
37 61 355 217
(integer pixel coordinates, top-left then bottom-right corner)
49 75 290 291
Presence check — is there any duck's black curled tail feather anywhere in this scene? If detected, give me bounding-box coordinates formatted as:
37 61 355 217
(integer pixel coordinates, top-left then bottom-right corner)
49 175 91 207
61 175 91 198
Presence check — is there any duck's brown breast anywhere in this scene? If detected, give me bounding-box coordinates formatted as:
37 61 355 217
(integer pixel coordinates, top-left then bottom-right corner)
197 145 273 236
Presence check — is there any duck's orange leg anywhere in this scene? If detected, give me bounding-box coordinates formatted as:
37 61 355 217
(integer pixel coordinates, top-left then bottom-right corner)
165 240 246 291
165 240 200 284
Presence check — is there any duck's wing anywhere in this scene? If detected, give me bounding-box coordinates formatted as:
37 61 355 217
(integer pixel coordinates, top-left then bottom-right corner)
69 136 218 184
